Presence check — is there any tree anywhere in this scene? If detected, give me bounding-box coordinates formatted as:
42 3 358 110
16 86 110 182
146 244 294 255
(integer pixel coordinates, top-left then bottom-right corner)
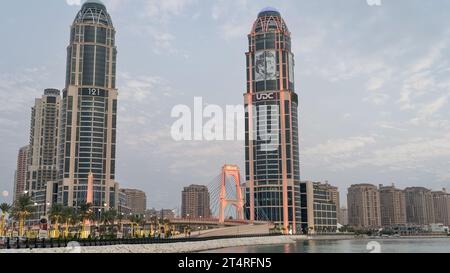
0 203 11 236
12 195 35 237
61 207 75 238
49 204 64 234
69 208 81 238
78 203 93 239
101 209 117 234
128 214 143 238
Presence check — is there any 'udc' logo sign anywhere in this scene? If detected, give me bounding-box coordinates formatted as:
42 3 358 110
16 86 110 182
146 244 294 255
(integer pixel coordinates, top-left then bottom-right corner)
255 92 276 101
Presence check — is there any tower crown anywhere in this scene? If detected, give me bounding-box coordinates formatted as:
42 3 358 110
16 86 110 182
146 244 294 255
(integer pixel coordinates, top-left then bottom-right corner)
251 7 289 34
74 0 112 27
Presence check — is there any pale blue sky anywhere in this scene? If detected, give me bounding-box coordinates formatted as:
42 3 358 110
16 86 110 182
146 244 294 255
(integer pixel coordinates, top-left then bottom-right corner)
1 0 450 210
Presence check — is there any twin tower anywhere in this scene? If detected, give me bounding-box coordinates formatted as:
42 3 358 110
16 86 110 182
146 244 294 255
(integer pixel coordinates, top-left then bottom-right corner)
27 2 301 234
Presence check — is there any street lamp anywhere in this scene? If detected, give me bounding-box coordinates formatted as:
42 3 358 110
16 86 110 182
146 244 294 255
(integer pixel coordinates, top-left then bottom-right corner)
186 214 191 237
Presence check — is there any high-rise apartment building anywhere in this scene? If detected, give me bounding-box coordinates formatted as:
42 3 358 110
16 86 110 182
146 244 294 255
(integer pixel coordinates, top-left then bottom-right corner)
181 185 211 218
379 184 407 227
244 7 301 234
431 189 450 226
120 188 147 215
57 0 119 212
13 145 30 203
404 187 435 226
347 184 381 228
25 89 61 222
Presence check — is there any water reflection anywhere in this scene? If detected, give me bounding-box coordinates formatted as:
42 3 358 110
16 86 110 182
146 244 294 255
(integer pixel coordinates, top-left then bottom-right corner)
202 238 450 253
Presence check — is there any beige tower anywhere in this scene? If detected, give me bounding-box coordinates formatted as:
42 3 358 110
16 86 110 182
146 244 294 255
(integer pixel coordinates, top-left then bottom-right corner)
379 184 407 227
347 184 381 228
404 187 435 226
431 189 450 226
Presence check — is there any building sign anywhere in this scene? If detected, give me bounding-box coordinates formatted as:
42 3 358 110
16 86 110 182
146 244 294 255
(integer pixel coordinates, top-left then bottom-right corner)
254 92 278 101
80 88 106 97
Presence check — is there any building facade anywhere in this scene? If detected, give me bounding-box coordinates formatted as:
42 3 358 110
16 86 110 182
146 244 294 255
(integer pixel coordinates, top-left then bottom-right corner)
244 7 301 234
57 0 119 213
118 190 132 216
120 188 147 215
13 145 30 203
25 89 61 222
404 187 435 226
379 184 407 227
431 189 450 226
299 181 338 233
339 207 348 226
181 185 211 218
347 184 381 228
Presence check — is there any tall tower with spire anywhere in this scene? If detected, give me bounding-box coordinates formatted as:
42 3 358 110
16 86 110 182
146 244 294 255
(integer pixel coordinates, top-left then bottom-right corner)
58 0 119 212
244 7 301 234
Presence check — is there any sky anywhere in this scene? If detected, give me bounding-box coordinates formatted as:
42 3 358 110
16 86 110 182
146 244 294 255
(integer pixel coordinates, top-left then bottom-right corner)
1 0 450 211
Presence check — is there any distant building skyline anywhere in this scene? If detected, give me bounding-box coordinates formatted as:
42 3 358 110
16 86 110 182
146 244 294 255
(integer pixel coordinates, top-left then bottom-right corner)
1 1 450 211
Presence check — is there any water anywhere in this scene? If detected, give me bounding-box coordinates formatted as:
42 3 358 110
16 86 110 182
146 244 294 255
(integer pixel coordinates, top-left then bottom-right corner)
204 238 450 253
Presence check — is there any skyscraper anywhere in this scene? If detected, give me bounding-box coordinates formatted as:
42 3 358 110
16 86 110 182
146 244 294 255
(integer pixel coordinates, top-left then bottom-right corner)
181 185 211 219
379 184 406 227
347 184 381 228
404 187 435 226
244 7 300 234
13 145 30 203
57 0 119 212
26 89 61 222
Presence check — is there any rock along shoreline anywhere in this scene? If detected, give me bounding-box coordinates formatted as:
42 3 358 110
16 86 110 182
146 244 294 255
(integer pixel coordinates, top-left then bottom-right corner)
3 235 310 253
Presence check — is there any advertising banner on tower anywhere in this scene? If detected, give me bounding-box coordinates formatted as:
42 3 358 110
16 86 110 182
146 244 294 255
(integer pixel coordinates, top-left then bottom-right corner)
265 50 277 81
289 53 294 83
255 51 266 82
255 50 277 82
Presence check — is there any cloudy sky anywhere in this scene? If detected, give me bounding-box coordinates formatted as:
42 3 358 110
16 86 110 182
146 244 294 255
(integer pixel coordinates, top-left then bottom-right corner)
1 0 450 210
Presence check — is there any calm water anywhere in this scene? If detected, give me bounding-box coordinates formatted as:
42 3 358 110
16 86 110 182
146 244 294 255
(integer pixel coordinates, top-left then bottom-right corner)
204 238 450 253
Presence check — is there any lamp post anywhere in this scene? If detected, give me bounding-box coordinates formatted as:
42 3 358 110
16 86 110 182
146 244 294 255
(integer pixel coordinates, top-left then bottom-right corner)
187 213 191 237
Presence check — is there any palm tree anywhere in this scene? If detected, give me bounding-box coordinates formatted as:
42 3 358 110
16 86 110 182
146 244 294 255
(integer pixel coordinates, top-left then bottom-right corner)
0 203 11 236
100 209 117 235
78 203 93 239
12 195 35 237
49 204 64 237
61 207 74 238
150 215 158 237
107 209 117 234
128 214 143 238
69 208 81 238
